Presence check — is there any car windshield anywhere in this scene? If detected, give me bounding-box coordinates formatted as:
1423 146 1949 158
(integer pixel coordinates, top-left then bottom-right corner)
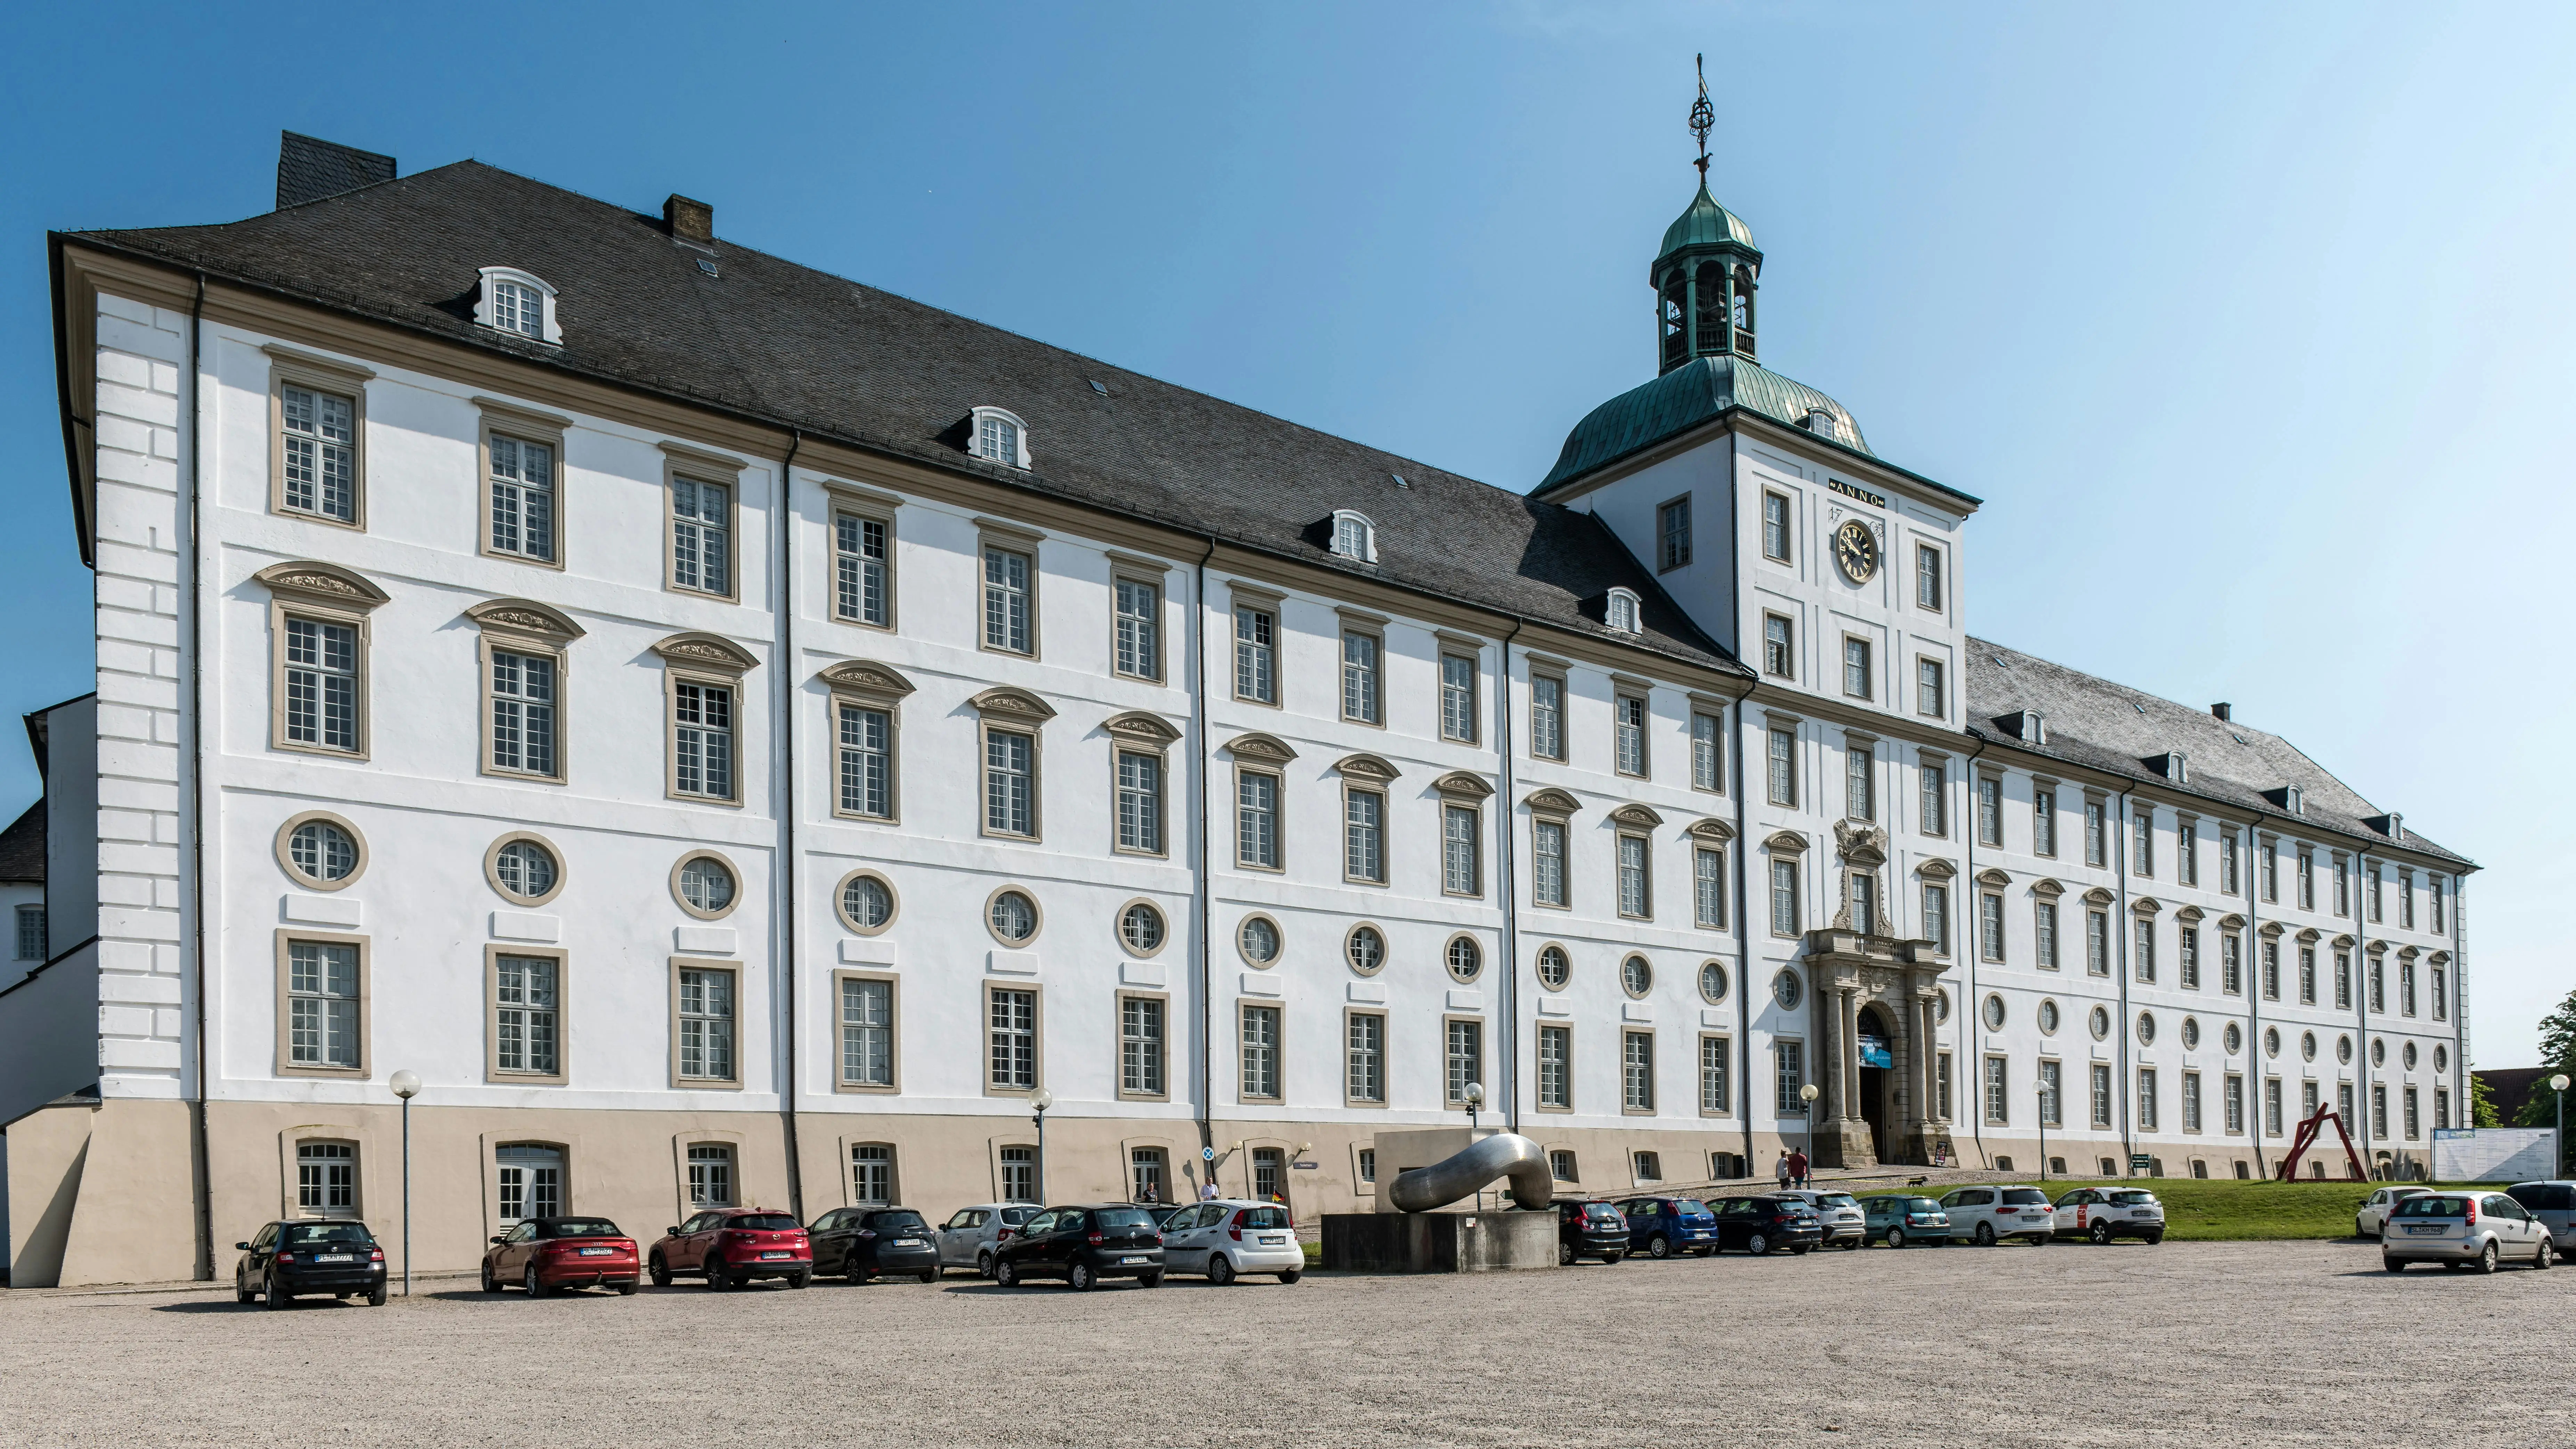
1001 1207 1038 1225
1583 1204 1623 1222
870 1211 927 1230
2392 1196 2469 1218
730 1213 800 1231
1818 1194 1858 1209
1672 1199 1709 1215
2000 1189 2050 1205
1095 1208 1155 1229
541 1219 622 1238
2508 1184 2572 1212
1237 1206 1292 1230
2105 1191 2156 1206
282 1222 373 1246
1905 1198 1943 1214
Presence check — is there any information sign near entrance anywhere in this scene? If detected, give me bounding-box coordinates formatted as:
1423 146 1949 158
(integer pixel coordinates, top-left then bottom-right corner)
2128 1154 2153 1175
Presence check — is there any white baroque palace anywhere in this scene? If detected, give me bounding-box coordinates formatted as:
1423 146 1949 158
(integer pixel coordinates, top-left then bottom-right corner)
0 135 2473 1285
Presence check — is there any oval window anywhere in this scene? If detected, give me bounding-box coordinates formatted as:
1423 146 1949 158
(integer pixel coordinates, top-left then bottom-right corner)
2432 1045 2447 1073
1621 955 1652 998
841 873 893 931
290 819 359 883
2370 1037 2386 1067
2300 1031 2317 1062
1537 945 1570 991
2337 1034 2353 1065
1345 924 1384 976
2136 1012 2156 1047
1773 969 1803 1011
1119 902 1165 956
2263 1026 2281 1058
2402 1042 2419 1071
1239 915 1281 967
678 856 735 914
1698 961 1728 1004
1983 994 2007 1031
989 890 1039 945
2038 999 2060 1035
2090 1006 2112 1041
2180 1016 2200 1050
1447 936 1484 983
493 839 556 901
2224 1022 2243 1055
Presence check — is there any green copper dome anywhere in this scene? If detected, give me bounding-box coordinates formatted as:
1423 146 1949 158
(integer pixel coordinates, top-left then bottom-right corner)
1657 181 1757 265
1537 354 1869 492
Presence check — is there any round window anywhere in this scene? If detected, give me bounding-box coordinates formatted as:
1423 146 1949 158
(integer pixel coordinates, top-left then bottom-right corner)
289 819 359 883
1983 994 2007 1031
1773 969 1803 1011
2403 1042 2419 1071
2337 1034 2353 1065
2224 1022 2244 1055
493 839 556 901
1536 944 1570 991
1446 936 1484 984
2263 1026 2281 1058
1238 915 1281 967
2181 1016 2200 1050
1345 924 1384 976
1698 961 1728 1004
2136 1012 2156 1047
2038 999 2060 1035
2090 1006 2112 1041
989 890 1039 945
2370 1037 2386 1067
678 855 736 914
840 873 894 932
2433 1045 2448 1073
1119 902 1165 956
1935 989 1951 1024
2300 1031 2317 1062
1621 955 1652 998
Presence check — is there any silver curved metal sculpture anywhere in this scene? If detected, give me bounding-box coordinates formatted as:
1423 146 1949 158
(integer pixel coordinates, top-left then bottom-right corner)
1388 1132 1553 1212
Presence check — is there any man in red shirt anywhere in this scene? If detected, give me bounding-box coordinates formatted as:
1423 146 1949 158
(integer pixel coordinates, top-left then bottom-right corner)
1786 1148 1810 1189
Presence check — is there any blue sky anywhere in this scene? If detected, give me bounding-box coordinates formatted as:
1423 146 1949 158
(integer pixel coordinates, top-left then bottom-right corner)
3 2 2567 1062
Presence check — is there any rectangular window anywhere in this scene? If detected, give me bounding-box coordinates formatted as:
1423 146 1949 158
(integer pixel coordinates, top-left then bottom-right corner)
1767 728 1797 806
284 616 361 753
2087 910 2109 976
1617 833 1649 919
840 976 893 1088
2035 900 2058 969
1937 1051 1953 1121
2190 1071 2215 1131
1763 613 1793 678
1537 1024 1571 1110
2334 951 2352 1009
1530 674 1565 760
2429 876 2446 933
1917 657 1945 718
2222 832 2240 894
2404 1086 2420 1140
2370 956 2385 1012
280 384 358 522
1445 1019 1484 1105
1977 775 2001 846
984 728 1035 837
488 648 556 777
672 680 734 800
1440 653 1478 743
1341 630 1381 723
2039 1059 2063 1126
852 1145 895 1207
982 545 1033 654
496 1146 562 1225
1622 1031 1655 1112
1614 694 1647 776
2225 1074 2246 1134
2399 869 2415 929
2085 800 2106 867
836 703 893 819
1233 605 1276 704
13 904 43 962
1770 858 1800 936
2135 917 2156 984
1658 495 1692 570
671 477 730 595
1346 788 1387 884
1241 1004 1282 1100
2298 947 2316 1005
1694 846 1726 929
1985 1055 2010 1125
2262 940 2280 1000
1845 744 1874 821
1120 996 1166 1096
2181 927 2200 989
2033 787 2057 857
287 941 361 1070
2400 960 2417 1016
486 433 554 562
1915 543 1943 610
2133 808 2154 877
2265 1078 2284 1137
1347 1012 1386 1104
1848 872 1877 936
1777 1040 1805 1115
1444 804 1482 896
676 966 736 1082
1114 578 1161 681
1762 491 1790 561
688 1144 736 1209
1532 818 1566 907
297 1141 357 1214
2138 1067 2160 1132
1979 891 2004 963
1919 762 1946 837
2091 1063 2114 1128
999 1147 1035 1204
834 513 889 627
2262 841 2279 902
1700 1035 1731 1114
493 953 559 1076
2432 965 2447 1021
2371 1083 2389 1139
1238 770 1281 870
2297 849 2314 910
1359 1149 1379 1185
1842 637 1872 699
2223 934 2243 994
1922 883 1948 955
1116 750 1163 854
1691 711 1723 792
2179 819 2199 886
2435 1088 2452 1131
988 988 1037 1091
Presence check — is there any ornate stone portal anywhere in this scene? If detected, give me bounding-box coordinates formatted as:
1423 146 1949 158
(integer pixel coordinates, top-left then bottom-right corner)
1799 823 1956 1169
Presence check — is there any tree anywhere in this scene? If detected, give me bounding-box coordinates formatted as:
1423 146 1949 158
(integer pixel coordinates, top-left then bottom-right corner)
2470 1072 2503 1129
2511 985 2576 1129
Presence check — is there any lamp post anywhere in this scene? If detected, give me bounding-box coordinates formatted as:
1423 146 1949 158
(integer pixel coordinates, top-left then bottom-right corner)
2038 1068 2051 1183
388 1070 420 1298
1029 1088 1055 1203
1800 1083 1822 1179
2552 1074 2571 1179
1464 1081 1484 1133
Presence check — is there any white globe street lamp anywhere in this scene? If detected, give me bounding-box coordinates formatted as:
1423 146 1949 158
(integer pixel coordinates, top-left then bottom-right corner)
389 1070 421 1298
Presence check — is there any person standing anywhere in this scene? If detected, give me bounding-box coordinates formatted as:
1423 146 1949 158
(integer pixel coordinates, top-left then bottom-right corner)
1775 1151 1792 1191
1787 1148 1810 1190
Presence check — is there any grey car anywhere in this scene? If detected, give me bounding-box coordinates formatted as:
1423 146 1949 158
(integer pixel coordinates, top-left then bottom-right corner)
2382 1190 2555 1273
1858 1194 1951 1247
2504 1181 2576 1251
1774 1190 1867 1249
934 1202 1040 1278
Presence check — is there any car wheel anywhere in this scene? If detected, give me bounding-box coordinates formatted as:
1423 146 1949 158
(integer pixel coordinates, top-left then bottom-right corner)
1558 1240 1575 1266
1647 1234 1670 1260
788 1270 812 1290
994 1259 1020 1288
1886 1228 1906 1250
2145 1233 2164 1245
1974 1222 1996 1247
846 1252 873 1283
525 1264 548 1299
1208 1253 1237 1286
2476 1241 2500 1275
1747 1232 1770 1256
1279 1269 1302 1285
648 1254 671 1288
977 1251 996 1280
265 1280 291 1311
1138 1271 1163 1288
2384 1259 2406 1272
2090 1221 2113 1246
2533 1238 2554 1271
480 1262 502 1294
1600 1250 1623 1264
704 1255 730 1291
615 1282 637 1296
1790 1244 1813 1255
236 1275 255 1305
917 1268 939 1284
367 1283 388 1307
1842 1238 1861 1251
1068 1260 1097 1292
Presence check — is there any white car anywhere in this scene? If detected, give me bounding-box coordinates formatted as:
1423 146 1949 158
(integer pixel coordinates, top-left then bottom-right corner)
934 1202 1041 1278
2355 1186 2434 1241
1159 1200 1304 1285
2382 1191 2556 1273
1938 1185 2054 1245
2050 1187 2166 1244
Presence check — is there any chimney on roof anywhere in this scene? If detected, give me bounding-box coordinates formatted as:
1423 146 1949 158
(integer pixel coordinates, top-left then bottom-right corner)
2210 702 2232 721
276 132 395 211
664 194 714 244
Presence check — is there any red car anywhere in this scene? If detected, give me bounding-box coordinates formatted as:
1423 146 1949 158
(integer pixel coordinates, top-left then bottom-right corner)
649 1208 812 1290
481 1215 640 1296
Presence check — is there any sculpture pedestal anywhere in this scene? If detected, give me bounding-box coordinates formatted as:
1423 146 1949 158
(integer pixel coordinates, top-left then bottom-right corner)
1319 1210 1555 1273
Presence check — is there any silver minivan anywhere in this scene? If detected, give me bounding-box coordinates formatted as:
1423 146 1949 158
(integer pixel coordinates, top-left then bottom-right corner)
2381 1190 2555 1273
935 1203 1041 1278
2504 1181 2576 1251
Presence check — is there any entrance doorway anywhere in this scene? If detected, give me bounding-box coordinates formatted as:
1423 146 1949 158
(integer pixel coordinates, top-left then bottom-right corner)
1857 1006 1898 1164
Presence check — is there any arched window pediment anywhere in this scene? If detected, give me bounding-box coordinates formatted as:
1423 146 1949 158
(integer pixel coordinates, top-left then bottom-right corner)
253 560 389 609
2131 895 2163 916
2030 877 2066 899
1974 867 2012 889
1434 771 1496 801
1763 829 1809 854
1224 731 1297 763
2174 904 2206 924
463 597 583 640
1917 858 1957 881
1334 752 1401 783
650 631 758 674
816 660 917 702
968 686 1055 722
1102 710 1181 747
2082 886 2117 908
1687 816 1735 842
1607 802 1662 827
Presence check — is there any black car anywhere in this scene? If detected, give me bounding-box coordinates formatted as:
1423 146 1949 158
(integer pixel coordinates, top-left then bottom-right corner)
235 1220 388 1308
1555 1200 1629 1264
809 1205 940 1283
991 1204 1166 1290
1709 1195 1822 1255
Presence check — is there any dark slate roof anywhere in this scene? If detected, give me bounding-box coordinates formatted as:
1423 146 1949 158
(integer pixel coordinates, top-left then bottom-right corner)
1964 638 2469 868
1539 353 1881 492
60 161 1744 678
0 800 41 884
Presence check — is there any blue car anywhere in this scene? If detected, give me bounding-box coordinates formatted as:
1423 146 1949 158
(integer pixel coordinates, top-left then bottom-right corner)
1616 1195 1720 1258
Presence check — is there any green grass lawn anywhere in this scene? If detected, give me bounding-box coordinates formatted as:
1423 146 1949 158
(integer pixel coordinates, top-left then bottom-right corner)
2019 1178 2532 1240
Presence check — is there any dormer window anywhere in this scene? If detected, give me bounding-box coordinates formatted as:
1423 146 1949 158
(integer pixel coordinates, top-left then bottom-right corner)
474 268 562 344
1329 510 1377 563
1606 588 1643 634
968 406 1030 469
2284 786 2304 816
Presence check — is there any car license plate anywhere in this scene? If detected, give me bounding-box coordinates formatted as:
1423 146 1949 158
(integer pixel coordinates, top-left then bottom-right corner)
760 1250 792 1259
1261 1235 1287 1245
2406 1225 2443 1235
1120 1255 1148 1265
315 1253 354 1263
895 1238 923 1247
579 1246 614 1256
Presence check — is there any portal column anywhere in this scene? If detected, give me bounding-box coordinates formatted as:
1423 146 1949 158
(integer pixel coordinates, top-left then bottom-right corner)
1841 988 1862 1121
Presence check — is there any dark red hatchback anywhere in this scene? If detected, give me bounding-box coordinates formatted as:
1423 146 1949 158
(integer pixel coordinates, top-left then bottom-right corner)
649 1208 812 1290
481 1217 640 1296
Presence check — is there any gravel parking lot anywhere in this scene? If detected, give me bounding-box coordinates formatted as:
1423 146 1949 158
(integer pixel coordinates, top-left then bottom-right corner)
3 1239 2566 1448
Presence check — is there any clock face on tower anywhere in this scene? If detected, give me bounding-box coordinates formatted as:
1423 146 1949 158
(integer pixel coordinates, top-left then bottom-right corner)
1833 519 1879 584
